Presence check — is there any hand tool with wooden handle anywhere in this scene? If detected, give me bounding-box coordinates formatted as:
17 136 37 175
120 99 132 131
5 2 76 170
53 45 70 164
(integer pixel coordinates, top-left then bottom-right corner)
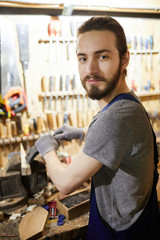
57 75 64 128
47 112 57 130
54 19 61 62
11 121 17 137
140 36 143 60
0 119 5 139
69 74 77 127
49 75 54 110
133 36 137 71
145 38 148 71
20 142 31 175
16 112 23 135
149 35 154 71
17 24 31 117
41 76 48 112
47 19 55 62
64 75 70 124
5 118 12 138
76 76 83 128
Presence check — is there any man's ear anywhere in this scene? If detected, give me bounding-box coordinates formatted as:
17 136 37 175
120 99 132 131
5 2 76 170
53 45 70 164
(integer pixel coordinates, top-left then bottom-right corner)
121 51 130 69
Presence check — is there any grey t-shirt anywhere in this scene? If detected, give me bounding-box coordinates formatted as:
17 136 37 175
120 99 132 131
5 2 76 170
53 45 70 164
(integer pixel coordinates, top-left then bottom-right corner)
83 94 154 231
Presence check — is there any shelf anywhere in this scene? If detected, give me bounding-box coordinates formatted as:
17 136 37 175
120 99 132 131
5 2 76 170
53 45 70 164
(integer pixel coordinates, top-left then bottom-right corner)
38 38 160 56
137 91 160 101
0 132 54 146
129 50 160 55
39 90 86 98
39 90 160 99
0 2 160 18
38 37 77 44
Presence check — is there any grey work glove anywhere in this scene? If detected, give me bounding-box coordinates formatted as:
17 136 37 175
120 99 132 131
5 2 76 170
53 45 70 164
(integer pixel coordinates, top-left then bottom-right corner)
35 134 60 158
54 124 84 141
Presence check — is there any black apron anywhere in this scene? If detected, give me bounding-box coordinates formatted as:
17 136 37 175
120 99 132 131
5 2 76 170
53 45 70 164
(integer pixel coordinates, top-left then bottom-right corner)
87 93 160 240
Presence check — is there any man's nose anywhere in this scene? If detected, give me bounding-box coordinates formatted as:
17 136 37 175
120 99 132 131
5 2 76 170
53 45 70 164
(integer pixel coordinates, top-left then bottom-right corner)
85 59 99 75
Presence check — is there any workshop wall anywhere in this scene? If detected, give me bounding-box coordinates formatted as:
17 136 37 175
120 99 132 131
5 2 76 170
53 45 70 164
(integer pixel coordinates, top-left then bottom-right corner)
0 13 160 168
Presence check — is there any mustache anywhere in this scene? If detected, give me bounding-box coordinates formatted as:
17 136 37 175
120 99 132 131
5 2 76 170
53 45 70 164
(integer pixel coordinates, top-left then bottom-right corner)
83 75 106 82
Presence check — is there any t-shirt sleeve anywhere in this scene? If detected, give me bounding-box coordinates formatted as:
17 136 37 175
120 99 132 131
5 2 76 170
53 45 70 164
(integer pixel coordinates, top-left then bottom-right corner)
83 112 132 170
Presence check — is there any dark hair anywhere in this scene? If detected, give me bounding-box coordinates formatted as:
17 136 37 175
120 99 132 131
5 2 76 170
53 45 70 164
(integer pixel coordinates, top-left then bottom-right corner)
77 16 128 76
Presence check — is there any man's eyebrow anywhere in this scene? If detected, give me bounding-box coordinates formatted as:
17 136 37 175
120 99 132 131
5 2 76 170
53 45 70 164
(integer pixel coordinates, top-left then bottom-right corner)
95 49 112 54
77 49 112 56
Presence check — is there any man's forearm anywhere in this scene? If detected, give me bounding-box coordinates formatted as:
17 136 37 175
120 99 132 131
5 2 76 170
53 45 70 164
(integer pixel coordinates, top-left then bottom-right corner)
43 149 102 195
44 151 81 195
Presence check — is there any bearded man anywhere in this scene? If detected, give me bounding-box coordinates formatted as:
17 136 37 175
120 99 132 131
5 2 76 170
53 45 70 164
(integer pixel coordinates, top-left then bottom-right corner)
35 17 160 239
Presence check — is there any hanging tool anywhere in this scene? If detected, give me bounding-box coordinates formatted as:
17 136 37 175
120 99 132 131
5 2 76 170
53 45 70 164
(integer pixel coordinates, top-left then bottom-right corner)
57 75 64 128
138 36 144 93
60 75 64 112
0 95 10 117
0 120 5 139
145 38 148 71
68 74 77 127
47 18 55 62
17 24 31 117
140 36 144 61
49 75 54 110
53 19 61 62
70 20 77 60
149 35 154 71
126 35 132 49
41 76 48 112
5 118 12 138
64 75 70 124
77 77 83 128
0 17 21 99
133 36 137 70
4 87 27 116
16 113 23 135
20 142 31 176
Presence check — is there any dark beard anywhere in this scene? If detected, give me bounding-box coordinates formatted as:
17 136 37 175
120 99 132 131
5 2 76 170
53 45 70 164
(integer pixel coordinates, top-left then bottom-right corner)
81 64 121 100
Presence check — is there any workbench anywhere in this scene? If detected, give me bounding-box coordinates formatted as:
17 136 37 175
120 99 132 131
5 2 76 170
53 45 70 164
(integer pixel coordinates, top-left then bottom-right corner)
0 165 160 240
0 213 89 240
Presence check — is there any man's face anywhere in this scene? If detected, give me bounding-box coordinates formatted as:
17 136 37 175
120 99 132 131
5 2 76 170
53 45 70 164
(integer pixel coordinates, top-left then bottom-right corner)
76 30 123 100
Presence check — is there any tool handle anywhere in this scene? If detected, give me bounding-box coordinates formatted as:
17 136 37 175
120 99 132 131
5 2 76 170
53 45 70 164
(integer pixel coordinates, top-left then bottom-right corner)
140 36 143 50
48 20 55 37
5 118 12 138
145 38 148 50
149 35 153 50
133 36 137 50
0 120 5 139
11 121 17 137
16 113 23 135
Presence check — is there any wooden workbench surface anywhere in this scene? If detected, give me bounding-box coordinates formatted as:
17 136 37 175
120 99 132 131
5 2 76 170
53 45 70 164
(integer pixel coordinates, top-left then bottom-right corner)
40 213 89 240
0 165 160 240
0 213 89 240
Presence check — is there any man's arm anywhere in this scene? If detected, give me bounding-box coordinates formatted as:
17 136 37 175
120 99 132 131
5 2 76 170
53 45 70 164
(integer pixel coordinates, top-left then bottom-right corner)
44 150 102 195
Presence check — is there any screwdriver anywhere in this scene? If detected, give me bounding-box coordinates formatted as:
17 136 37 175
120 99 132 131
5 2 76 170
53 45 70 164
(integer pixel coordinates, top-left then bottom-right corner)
140 36 143 61
149 35 154 71
145 38 148 71
133 36 137 70
53 19 61 62
47 18 55 62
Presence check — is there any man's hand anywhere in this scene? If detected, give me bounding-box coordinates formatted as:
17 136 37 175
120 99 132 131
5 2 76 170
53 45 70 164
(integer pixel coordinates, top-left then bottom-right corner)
35 134 60 158
54 125 84 141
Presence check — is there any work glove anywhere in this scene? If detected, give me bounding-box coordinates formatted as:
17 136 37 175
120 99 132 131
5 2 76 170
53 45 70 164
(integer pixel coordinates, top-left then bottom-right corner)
54 124 84 141
35 134 60 158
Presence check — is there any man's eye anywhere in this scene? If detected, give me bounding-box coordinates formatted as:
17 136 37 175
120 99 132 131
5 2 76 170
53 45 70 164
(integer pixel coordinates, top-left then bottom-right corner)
99 55 108 60
79 57 87 62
